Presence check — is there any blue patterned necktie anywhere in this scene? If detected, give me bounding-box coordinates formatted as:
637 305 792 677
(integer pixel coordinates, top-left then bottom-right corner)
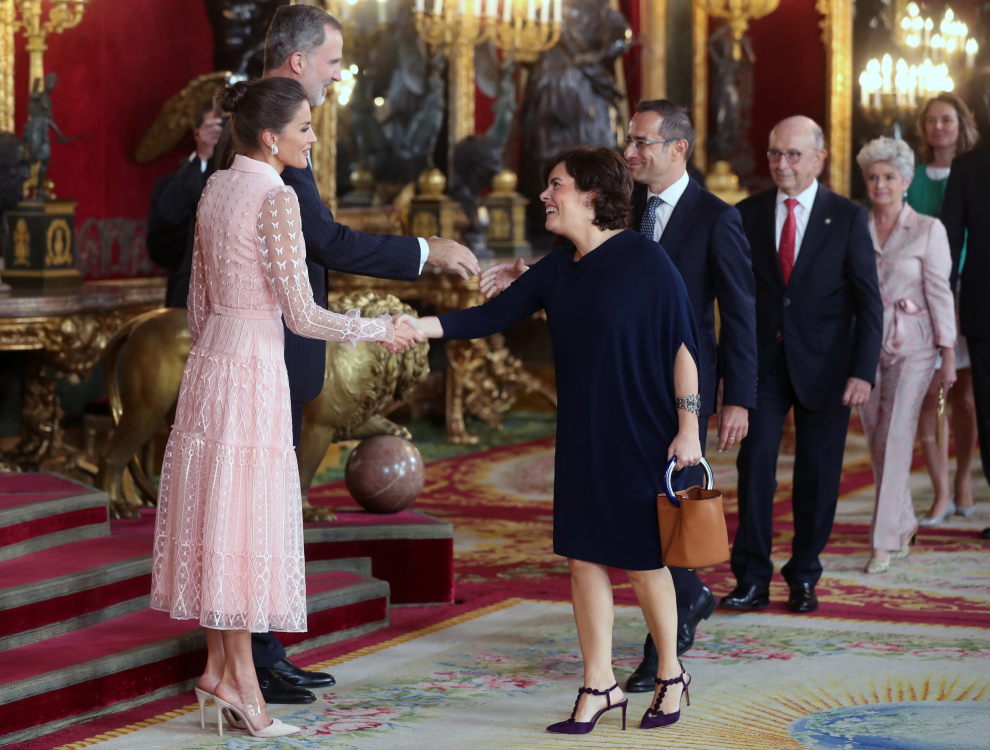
640 195 664 240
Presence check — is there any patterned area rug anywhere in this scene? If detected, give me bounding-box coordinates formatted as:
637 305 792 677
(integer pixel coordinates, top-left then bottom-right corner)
21 420 990 749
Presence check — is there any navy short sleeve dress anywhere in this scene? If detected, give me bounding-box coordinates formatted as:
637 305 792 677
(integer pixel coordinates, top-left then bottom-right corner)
439 229 701 570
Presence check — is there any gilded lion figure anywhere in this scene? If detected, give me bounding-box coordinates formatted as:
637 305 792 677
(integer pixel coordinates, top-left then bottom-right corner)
98 293 429 520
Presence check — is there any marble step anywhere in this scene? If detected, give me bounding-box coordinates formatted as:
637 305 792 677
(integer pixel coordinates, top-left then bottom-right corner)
0 541 375 652
0 473 109 563
304 507 454 605
0 568 389 745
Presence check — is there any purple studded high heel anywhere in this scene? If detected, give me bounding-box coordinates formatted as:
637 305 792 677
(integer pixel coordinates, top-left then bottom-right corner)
546 683 628 734
640 670 691 729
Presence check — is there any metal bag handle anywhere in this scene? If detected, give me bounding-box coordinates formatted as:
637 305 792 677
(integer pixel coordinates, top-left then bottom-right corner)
664 456 714 508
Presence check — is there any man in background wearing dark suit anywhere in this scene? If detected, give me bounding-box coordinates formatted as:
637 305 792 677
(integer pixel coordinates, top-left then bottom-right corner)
941 93 990 541
621 100 757 690
724 116 883 613
147 102 223 307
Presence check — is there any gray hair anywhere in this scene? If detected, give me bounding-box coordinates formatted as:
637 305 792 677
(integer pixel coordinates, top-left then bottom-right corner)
636 99 695 160
264 4 342 73
856 136 915 182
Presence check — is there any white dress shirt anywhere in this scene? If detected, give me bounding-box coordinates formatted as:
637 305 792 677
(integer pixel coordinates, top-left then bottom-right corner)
645 170 691 242
774 179 819 261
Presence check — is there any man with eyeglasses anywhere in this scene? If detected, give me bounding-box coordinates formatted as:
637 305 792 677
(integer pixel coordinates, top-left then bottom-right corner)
479 100 758 687
723 116 882 614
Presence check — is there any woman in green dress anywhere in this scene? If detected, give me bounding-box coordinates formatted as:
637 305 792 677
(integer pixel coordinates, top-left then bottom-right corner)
907 93 980 525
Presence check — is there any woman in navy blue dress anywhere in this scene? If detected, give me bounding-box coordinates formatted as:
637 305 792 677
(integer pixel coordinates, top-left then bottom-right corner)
400 147 702 734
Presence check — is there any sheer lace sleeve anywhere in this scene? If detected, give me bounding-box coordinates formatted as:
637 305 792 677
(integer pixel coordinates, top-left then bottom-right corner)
257 187 393 345
187 220 208 346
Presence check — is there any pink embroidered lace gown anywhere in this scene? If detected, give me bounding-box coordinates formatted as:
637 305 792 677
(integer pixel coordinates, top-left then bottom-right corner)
150 155 393 632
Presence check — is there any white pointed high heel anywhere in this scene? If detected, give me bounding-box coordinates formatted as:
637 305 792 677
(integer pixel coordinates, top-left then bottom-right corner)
194 687 246 730
213 695 300 738
955 505 977 518
919 501 956 527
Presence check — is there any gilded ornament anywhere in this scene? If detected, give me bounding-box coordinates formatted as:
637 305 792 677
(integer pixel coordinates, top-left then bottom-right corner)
44 216 71 266
488 207 510 240
12 218 29 265
411 210 439 239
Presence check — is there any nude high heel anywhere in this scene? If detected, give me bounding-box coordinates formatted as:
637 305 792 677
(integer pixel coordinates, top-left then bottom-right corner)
212 695 300 738
193 687 246 730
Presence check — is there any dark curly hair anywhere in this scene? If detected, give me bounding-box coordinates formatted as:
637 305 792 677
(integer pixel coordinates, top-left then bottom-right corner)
542 147 632 231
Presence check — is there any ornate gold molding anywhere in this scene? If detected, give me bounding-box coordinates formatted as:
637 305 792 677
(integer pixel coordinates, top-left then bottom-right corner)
311 96 337 211
817 0 852 196
692 0 708 173
0 0 13 132
640 0 666 100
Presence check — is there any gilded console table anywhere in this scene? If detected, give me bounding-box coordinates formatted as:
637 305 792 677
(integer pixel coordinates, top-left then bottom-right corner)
328 262 557 444
0 278 166 471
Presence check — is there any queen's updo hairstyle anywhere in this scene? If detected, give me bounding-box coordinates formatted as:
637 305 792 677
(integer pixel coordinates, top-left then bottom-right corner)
219 77 309 159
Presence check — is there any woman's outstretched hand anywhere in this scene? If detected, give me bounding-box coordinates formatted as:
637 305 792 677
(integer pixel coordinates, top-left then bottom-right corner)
667 430 702 472
479 259 527 299
382 317 424 354
393 314 444 341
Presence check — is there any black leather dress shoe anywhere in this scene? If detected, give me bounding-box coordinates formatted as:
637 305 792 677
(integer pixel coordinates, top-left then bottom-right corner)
624 633 658 692
271 657 336 688
787 582 819 613
256 668 316 704
981 527 990 540
625 585 718 692
678 584 718 653
720 584 770 610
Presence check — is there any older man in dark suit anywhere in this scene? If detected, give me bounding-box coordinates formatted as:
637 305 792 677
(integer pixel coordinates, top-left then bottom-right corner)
478 100 758 690
941 94 990 541
724 116 883 613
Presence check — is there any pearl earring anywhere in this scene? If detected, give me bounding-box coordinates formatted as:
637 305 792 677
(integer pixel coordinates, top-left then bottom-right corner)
270 143 278 156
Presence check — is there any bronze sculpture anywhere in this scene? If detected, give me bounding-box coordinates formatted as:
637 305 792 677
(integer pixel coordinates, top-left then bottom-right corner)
518 0 630 239
98 294 429 520
449 135 503 258
205 0 289 79
22 73 69 201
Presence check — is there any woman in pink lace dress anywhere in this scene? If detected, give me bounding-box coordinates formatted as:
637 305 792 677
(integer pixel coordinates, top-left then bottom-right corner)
150 78 416 737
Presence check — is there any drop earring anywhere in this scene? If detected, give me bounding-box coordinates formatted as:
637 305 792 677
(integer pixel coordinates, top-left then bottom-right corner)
270 143 278 156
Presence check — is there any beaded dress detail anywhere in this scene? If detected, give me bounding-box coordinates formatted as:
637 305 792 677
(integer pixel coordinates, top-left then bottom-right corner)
151 155 393 632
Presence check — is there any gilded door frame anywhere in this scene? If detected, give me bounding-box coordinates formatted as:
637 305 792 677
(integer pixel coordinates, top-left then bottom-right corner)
689 0 853 195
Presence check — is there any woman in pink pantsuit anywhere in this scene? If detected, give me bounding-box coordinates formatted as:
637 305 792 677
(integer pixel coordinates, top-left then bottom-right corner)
856 137 957 574
150 78 416 737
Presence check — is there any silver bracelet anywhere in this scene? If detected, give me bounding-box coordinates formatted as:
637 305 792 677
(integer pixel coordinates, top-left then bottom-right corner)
675 394 701 414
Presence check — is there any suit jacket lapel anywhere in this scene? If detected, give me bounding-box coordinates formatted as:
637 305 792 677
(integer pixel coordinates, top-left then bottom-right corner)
975 148 990 184
756 190 784 290
787 185 833 287
658 178 701 257
631 184 648 233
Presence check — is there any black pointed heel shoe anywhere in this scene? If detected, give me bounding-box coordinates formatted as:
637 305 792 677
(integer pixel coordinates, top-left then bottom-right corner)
546 683 628 734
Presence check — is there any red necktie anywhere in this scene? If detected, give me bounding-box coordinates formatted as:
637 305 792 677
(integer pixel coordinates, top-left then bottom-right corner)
779 198 798 285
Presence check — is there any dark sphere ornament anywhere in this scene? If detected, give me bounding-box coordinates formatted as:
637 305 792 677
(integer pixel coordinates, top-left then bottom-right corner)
345 435 425 514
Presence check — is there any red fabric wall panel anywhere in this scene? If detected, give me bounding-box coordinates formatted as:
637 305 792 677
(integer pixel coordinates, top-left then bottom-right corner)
12 0 214 224
743 0 827 179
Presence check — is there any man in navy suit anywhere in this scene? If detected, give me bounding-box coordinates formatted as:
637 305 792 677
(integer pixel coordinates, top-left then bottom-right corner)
723 116 882 614
478 100 758 689
234 4 479 703
621 100 757 690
